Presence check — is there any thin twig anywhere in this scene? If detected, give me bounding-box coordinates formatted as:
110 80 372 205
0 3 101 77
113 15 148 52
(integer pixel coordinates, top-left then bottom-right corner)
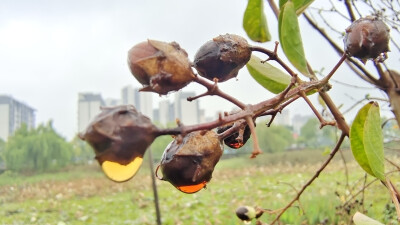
344 0 357 21
246 116 262 158
361 174 367 213
299 91 336 127
339 149 351 194
191 76 247 109
386 177 400 221
269 133 346 224
386 157 400 171
342 170 399 207
250 45 298 79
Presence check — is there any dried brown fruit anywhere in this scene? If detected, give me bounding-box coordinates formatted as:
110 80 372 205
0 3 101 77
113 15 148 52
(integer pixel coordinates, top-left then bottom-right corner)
158 131 223 193
193 34 252 82
79 105 158 182
344 16 390 62
217 123 251 149
127 40 195 95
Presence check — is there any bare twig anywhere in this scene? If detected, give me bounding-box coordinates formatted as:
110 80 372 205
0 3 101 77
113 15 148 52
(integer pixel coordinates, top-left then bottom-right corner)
386 157 400 171
339 149 351 193
344 0 357 22
191 76 246 109
386 177 400 221
361 174 367 213
269 133 346 224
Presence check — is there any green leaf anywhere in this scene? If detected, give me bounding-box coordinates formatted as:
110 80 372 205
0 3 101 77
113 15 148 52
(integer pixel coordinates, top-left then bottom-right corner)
353 212 384 225
350 102 385 181
350 103 374 176
279 0 315 15
363 102 385 180
246 55 291 94
243 0 271 42
279 1 310 77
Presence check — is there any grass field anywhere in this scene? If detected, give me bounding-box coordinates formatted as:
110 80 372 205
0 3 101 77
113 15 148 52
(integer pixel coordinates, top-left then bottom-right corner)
0 149 399 225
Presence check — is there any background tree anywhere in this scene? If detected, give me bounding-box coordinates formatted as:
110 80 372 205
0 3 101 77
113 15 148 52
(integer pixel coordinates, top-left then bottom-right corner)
4 121 73 173
256 122 294 153
297 118 336 149
70 136 94 165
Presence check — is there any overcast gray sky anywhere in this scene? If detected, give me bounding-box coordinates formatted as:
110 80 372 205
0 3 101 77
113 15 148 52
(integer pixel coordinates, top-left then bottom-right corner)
0 0 397 140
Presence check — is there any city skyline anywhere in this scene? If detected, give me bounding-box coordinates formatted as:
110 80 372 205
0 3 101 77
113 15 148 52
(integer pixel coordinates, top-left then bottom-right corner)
76 86 205 136
0 91 314 141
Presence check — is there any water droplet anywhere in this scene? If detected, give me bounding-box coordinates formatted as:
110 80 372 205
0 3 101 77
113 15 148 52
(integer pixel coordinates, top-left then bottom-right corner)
229 142 244 149
176 181 207 194
101 157 143 182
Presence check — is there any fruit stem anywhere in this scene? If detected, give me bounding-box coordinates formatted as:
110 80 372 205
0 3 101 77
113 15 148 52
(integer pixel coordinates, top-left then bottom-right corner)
191 75 247 109
246 116 262 158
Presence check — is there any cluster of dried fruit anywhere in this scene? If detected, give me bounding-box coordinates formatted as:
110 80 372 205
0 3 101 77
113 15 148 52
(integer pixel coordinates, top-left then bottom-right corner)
79 104 242 193
80 34 253 193
80 16 391 197
127 34 252 94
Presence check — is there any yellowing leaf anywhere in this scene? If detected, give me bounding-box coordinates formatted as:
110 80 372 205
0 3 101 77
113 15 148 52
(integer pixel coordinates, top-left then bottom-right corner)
243 0 271 42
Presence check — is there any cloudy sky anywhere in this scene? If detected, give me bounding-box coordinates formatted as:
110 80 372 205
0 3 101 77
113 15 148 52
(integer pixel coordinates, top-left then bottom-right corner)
0 0 397 140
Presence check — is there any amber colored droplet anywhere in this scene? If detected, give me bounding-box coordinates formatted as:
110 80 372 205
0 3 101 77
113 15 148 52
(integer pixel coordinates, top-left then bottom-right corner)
101 157 143 182
228 142 244 149
176 181 207 194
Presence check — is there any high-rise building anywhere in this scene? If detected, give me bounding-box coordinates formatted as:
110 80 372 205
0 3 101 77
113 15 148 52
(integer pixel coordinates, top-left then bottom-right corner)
104 98 120 106
0 95 35 140
139 92 153 120
159 100 171 125
77 93 105 132
174 91 199 125
121 86 139 106
121 86 153 120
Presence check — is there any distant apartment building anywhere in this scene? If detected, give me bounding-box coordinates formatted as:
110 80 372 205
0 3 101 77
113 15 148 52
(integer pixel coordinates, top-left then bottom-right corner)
0 95 35 140
274 109 291 127
159 100 171 125
77 93 105 132
174 91 199 125
104 98 120 106
121 86 153 120
121 86 139 106
292 114 313 135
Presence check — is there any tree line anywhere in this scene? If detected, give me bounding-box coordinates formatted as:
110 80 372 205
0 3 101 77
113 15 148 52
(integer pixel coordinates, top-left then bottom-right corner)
0 117 370 174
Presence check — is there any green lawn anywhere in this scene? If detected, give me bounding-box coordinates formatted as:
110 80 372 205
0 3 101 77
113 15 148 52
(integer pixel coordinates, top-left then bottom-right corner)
0 150 399 225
